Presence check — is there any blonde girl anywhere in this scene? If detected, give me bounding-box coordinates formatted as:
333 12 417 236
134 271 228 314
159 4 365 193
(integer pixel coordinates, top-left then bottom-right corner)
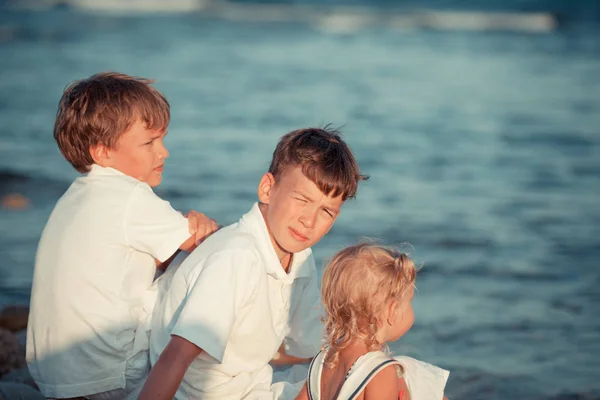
296 242 417 400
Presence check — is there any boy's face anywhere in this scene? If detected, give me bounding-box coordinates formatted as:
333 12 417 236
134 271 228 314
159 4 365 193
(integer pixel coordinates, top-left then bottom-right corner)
258 166 344 262
99 120 168 187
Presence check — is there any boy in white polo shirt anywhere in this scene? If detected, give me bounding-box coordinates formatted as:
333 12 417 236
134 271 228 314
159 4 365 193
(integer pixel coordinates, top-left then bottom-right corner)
139 127 368 400
26 72 219 400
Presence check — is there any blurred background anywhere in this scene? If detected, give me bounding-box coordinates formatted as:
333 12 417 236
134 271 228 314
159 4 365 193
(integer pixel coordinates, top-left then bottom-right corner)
0 0 599 399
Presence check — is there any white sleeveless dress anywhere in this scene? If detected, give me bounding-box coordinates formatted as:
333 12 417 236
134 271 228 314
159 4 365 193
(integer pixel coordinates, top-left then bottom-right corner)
307 349 404 400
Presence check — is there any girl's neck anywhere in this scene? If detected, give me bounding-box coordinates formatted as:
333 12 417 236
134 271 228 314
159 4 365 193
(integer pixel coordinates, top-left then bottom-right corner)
339 339 384 358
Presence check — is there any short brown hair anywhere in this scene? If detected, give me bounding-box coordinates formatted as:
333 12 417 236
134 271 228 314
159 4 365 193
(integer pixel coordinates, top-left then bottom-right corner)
268 126 368 201
322 242 417 368
54 72 170 173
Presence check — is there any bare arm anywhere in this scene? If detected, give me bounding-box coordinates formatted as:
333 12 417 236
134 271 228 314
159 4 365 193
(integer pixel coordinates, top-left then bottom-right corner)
294 382 309 400
364 364 402 400
138 335 203 400
155 250 181 271
179 235 199 253
270 343 312 366
179 211 220 253
398 376 411 400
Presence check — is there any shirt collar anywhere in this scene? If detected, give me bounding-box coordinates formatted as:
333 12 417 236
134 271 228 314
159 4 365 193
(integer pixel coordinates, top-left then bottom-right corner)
241 202 313 282
87 165 149 188
88 164 128 178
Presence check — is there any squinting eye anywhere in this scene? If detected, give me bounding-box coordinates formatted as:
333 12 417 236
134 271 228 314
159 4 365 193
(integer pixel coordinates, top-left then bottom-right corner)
295 197 307 203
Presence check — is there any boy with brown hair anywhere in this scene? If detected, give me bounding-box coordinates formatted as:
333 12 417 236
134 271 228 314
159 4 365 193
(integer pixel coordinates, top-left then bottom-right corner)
139 127 368 400
26 72 219 400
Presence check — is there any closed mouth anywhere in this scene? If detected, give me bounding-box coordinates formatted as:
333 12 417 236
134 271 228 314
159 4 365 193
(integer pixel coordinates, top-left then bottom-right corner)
289 227 309 242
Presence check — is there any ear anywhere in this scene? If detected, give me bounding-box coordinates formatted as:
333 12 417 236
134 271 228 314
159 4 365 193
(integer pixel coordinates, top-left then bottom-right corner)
386 300 399 326
257 172 275 204
89 143 112 167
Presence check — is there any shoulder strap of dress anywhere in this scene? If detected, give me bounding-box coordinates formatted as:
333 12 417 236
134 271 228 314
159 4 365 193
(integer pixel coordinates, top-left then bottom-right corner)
307 348 326 400
337 351 402 400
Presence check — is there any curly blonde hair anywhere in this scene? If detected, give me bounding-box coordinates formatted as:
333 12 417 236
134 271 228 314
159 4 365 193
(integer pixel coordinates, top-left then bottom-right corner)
321 241 416 368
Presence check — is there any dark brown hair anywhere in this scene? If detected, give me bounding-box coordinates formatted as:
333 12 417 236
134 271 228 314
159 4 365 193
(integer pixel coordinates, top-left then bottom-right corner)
53 72 170 173
269 126 368 201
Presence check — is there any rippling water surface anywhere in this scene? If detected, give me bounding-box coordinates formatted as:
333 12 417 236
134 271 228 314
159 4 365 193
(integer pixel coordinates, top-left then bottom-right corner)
0 4 599 399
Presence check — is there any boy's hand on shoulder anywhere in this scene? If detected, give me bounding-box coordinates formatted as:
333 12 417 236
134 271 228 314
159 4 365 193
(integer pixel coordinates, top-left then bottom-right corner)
186 210 220 245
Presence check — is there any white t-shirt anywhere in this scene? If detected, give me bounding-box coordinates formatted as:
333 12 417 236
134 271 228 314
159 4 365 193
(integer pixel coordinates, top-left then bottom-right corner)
150 203 324 400
26 165 190 398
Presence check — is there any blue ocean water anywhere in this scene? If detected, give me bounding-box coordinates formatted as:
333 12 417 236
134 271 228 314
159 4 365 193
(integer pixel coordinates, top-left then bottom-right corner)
0 2 599 399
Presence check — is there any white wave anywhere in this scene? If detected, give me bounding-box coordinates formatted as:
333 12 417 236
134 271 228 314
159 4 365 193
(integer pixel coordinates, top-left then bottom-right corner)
71 0 210 14
62 0 558 32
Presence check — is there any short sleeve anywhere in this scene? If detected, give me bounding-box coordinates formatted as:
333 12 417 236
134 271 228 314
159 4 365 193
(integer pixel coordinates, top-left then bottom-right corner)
171 249 260 362
284 269 325 358
124 184 190 262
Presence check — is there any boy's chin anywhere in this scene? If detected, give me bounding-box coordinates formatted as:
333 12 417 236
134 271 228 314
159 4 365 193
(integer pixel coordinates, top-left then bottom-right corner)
147 177 162 187
146 173 163 187
282 241 313 255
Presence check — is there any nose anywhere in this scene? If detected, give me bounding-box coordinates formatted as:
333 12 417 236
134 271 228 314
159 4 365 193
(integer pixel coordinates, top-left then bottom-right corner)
157 140 169 160
299 207 317 229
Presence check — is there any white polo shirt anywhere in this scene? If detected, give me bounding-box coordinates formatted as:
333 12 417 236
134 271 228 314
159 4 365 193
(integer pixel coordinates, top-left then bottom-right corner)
26 164 190 399
150 203 324 400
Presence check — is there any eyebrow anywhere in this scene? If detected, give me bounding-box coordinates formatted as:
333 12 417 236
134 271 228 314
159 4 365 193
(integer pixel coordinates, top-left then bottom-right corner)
293 190 340 215
292 190 312 201
324 205 341 215
143 133 163 144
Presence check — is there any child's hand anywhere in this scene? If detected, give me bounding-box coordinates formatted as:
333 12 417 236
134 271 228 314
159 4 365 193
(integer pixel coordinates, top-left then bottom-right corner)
185 211 220 245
